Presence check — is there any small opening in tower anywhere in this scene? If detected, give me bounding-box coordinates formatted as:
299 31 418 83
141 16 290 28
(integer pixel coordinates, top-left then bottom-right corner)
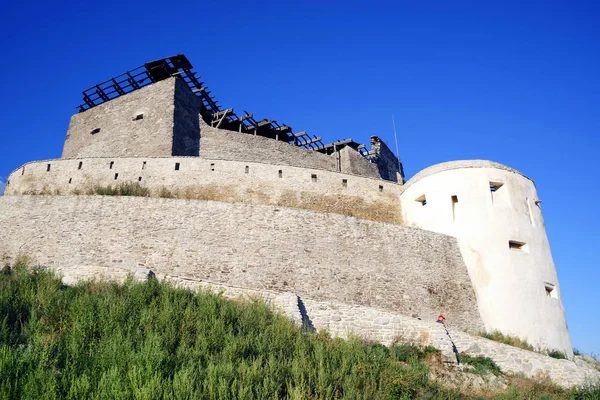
133 113 144 121
142 161 146 170
278 170 283 178
114 173 118 180
490 182 504 192
109 161 114 169
379 185 384 192
21 167 25 175
509 240 528 252
138 177 142 182
451 195 458 203
245 166 249 174
175 163 180 171
78 161 83 170
46 164 51 172
210 163 215 171
311 174 317 182
416 194 426 206
90 128 101 135
342 179 348 187
68 178 72 184
544 283 558 298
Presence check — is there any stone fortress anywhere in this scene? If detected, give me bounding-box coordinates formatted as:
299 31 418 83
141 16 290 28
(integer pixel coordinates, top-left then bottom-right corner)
1 55 596 386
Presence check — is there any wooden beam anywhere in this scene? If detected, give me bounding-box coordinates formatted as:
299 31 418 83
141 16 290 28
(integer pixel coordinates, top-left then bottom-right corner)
297 136 322 146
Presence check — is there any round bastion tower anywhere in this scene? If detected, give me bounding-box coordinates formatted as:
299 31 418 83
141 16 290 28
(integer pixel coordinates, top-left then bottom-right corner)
400 160 573 357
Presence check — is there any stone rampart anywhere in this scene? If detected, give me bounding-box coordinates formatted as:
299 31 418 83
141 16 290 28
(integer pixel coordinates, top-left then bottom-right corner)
4 157 403 224
0 195 482 332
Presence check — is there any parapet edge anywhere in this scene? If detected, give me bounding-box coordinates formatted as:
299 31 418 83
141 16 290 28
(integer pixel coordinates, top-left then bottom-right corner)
403 160 533 191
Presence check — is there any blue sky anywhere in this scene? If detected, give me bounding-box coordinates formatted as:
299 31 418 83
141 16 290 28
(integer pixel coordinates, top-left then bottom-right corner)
0 1 598 354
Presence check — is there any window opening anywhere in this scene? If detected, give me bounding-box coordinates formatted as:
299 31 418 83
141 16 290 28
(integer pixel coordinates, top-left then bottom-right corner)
379 185 384 192
138 177 142 182
109 161 114 169
451 195 458 221
78 161 83 170
490 182 504 192
114 173 118 180
21 167 25 175
90 128 101 135
509 240 528 252
133 113 144 121
68 178 72 184
142 161 146 170
175 163 180 171
544 283 558 298
416 194 426 206
46 164 51 172
245 166 249 174
342 179 348 188
210 163 215 171
278 170 283 178
311 174 317 182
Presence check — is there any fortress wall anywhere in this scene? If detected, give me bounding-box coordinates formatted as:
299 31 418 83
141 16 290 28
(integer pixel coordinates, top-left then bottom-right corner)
199 120 340 172
400 161 572 356
0 195 483 333
62 78 179 159
4 157 403 223
172 78 202 156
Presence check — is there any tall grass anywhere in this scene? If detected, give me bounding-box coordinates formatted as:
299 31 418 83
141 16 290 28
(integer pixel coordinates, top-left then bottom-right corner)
1 265 598 399
474 330 535 351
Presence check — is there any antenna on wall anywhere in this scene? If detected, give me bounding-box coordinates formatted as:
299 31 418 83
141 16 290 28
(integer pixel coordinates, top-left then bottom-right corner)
392 115 400 160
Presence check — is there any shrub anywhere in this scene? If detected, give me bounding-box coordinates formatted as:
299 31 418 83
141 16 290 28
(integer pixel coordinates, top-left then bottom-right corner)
548 350 567 360
89 182 150 197
459 354 502 375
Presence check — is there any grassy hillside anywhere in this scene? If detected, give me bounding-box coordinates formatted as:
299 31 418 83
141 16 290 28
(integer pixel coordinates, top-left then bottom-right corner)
0 263 598 399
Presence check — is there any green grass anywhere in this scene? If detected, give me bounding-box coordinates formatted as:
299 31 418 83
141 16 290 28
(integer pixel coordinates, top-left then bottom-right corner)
1 263 598 400
548 350 568 360
474 330 535 351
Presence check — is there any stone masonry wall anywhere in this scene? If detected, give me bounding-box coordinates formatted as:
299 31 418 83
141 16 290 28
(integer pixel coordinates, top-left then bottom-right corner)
172 78 202 156
0 195 483 332
370 136 404 183
38 264 600 388
62 78 178 159
4 157 403 224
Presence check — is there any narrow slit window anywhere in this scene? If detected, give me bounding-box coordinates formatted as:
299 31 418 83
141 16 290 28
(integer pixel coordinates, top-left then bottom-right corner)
210 163 215 171
114 173 118 180
490 182 504 193
342 179 348 188
138 177 142 182
509 240 528 252
68 178 72 184
133 113 144 121
416 194 426 206
90 128 101 135
109 161 114 169
451 195 458 203
245 166 249 174
175 163 180 171
21 167 25 175
142 161 146 170
544 283 558 298
379 185 384 192
311 174 317 183
278 170 283 178
46 164 51 172
78 161 83 170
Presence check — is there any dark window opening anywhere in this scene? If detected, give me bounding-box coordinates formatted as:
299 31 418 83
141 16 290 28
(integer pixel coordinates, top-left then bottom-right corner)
46 164 51 172
142 161 146 170
210 163 215 171
342 179 348 187
416 195 426 206
109 161 114 169
245 166 249 174
78 161 83 170
175 163 180 171
379 185 384 192
133 114 144 121
21 167 25 175
114 173 118 180
509 240 527 251
311 174 317 182
452 195 458 203
68 178 72 184
90 128 101 135
278 170 283 178
138 177 142 182
490 182 504 192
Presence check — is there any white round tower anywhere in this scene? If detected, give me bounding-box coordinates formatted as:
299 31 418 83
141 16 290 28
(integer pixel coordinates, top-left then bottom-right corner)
400 160 572 357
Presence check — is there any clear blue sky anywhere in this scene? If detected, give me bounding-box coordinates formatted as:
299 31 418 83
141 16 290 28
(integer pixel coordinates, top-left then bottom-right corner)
0 1 598 355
